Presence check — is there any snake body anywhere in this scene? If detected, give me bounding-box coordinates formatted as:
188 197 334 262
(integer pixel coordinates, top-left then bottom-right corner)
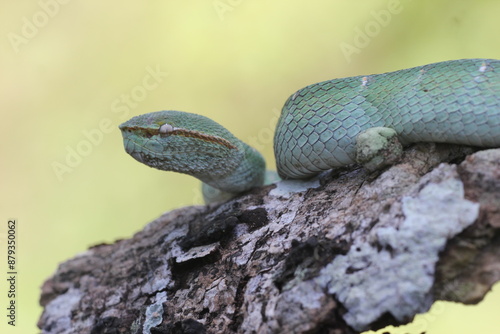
120 59 500 201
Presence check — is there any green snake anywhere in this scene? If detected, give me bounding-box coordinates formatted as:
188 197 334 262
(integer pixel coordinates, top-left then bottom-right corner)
119 59 500 202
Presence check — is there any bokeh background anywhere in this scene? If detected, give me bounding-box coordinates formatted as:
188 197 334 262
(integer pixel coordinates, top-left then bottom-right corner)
1 0 499 333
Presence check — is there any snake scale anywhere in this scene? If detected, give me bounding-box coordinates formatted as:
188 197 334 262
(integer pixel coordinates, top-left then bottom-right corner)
119 59 500 202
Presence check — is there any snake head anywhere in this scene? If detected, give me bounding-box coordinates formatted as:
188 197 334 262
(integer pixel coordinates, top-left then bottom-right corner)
119 110 245 177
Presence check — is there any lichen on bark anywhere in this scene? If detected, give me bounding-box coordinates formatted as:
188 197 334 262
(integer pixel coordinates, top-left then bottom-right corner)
38 145 500 334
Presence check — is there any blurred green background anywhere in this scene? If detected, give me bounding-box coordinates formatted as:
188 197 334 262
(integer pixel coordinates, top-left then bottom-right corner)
1 0 499 333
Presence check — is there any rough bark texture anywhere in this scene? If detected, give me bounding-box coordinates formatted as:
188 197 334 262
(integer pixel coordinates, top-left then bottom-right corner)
38 144 500 334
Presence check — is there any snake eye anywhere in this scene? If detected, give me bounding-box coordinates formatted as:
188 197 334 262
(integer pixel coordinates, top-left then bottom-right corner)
159 123 174 135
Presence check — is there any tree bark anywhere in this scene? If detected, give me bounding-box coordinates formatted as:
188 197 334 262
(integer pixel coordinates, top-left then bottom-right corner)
38 144 500 334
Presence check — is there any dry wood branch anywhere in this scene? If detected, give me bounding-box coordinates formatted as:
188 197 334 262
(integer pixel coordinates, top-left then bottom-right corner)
39 144 500 334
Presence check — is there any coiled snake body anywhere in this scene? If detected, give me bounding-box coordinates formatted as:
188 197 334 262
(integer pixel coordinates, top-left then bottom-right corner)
119 59 500 202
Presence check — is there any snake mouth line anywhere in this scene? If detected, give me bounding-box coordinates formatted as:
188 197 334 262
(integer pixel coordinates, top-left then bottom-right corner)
121 126 238 150
123 135 234 162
